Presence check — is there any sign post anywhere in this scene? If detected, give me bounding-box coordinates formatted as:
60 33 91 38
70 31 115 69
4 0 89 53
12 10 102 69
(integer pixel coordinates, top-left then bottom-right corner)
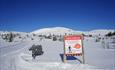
63 35 85 64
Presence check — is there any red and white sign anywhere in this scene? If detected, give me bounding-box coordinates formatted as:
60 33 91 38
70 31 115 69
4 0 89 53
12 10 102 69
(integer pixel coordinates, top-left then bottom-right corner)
64 35 83 55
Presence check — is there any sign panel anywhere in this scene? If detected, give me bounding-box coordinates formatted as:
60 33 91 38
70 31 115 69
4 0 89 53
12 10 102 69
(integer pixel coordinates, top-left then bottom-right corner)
64 35 83 55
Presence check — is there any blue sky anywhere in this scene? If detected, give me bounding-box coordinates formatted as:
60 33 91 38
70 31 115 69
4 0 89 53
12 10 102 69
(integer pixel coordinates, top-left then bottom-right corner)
0 0 115 32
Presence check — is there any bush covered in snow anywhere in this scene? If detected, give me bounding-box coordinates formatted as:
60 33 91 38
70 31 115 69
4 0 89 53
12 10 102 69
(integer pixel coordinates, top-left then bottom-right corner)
29 44 44 59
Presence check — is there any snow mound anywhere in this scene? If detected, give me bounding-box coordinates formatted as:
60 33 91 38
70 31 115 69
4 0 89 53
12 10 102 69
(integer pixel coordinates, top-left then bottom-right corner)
31 27 83 35
16 53 98 70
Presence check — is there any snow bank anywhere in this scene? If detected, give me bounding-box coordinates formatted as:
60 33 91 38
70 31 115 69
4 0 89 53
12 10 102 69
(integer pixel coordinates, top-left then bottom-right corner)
16 53 98 70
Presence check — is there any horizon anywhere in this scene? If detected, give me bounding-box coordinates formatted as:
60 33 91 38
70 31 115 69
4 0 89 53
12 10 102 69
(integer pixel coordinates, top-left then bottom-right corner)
0 26 114 33
0 0 115 32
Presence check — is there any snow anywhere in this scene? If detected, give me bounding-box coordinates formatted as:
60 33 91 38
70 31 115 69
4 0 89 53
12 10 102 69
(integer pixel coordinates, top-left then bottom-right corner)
0 39 98 70
16 54 97 70
0 27 115 70
31 27 114 36
85 29 115 36
31 27 83 35
84 38 115 69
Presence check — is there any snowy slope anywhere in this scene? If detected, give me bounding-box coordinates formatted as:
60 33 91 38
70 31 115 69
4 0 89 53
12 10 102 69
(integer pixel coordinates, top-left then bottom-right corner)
31 27 114 36
31 27 83 35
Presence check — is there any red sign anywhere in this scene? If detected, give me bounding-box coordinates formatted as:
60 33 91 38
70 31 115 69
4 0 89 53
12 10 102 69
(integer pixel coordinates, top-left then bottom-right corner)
64 36 81 40
64 35 83 56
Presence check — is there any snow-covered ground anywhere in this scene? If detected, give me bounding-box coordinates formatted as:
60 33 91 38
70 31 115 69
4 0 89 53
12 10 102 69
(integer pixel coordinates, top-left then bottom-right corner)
0 27 115 70
0 37 115 70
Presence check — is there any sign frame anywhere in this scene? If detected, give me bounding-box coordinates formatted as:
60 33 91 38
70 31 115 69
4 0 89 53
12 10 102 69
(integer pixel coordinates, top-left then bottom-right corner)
63 35 85 64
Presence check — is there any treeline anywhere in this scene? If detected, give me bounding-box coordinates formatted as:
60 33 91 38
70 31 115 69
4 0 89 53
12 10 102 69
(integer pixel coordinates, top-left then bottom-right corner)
1 32 16 42
0 32 27 42
105 31 115 37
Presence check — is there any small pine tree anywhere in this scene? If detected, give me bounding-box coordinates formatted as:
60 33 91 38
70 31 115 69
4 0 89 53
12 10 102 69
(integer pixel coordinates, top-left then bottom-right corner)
9 32 13 42
89 35 92 37
65 33 67 36
26 34 29 37
106 32 112 37
31 38 34 40
58 38 63 41
82 33 85 36
19 36 21 38
53 36 57 41
112 31 115 36
47 35 52 39
33 34 36 36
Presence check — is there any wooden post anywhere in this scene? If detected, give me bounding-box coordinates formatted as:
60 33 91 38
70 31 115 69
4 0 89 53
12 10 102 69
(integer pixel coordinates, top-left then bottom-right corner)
63 36 66 63
63 54 67 63
81 34 85 64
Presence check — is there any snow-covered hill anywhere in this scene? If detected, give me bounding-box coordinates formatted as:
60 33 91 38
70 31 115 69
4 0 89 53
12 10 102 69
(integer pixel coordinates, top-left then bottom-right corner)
31 27 83 35
31 27 114 36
